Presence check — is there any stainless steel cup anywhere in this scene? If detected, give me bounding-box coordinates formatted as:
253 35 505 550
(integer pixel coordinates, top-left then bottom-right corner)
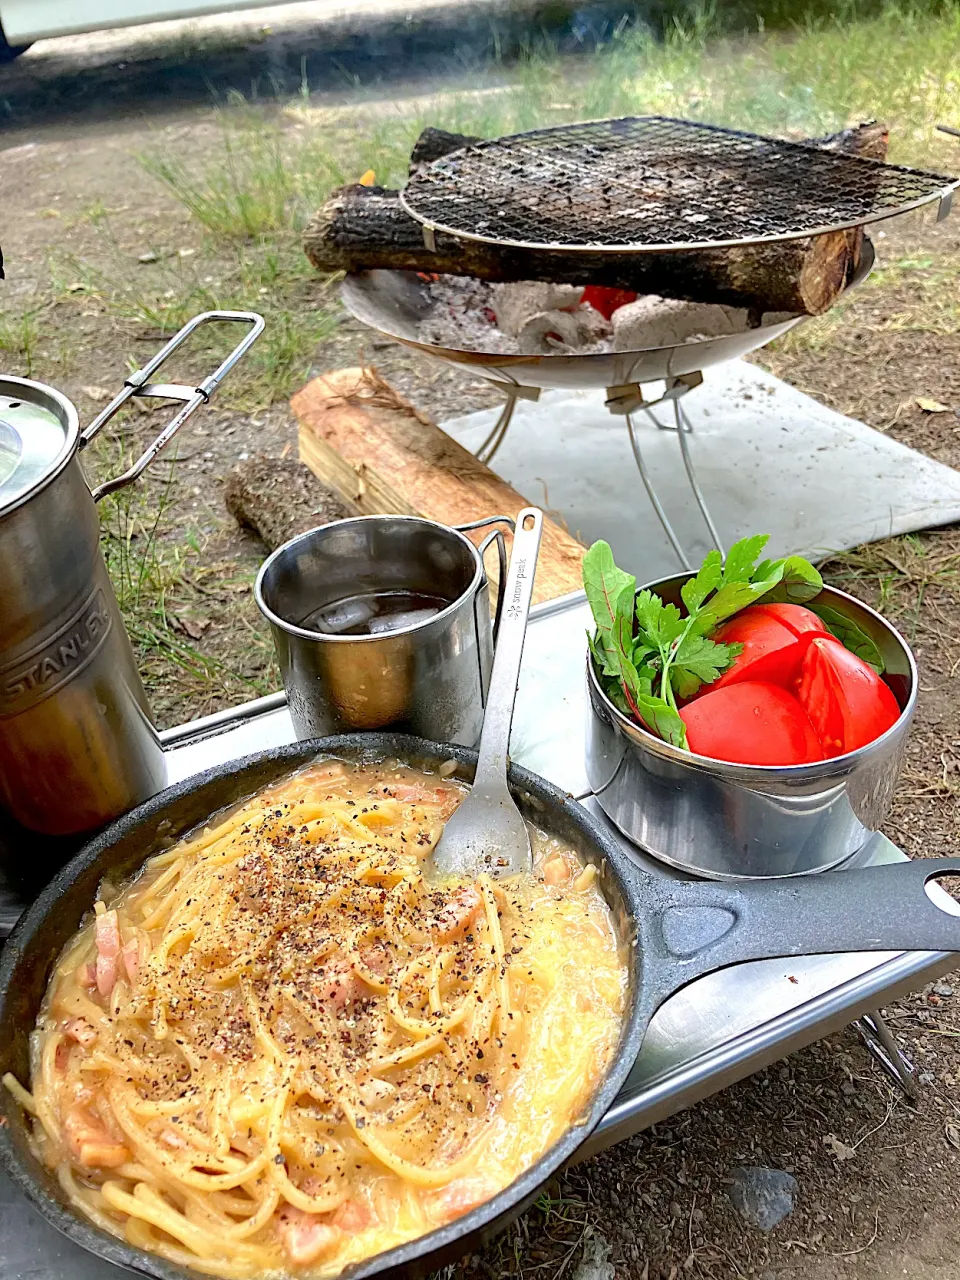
255 515 509 743
585 575 917 879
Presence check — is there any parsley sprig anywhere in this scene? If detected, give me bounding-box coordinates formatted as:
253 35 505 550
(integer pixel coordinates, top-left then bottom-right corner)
584 535 823 749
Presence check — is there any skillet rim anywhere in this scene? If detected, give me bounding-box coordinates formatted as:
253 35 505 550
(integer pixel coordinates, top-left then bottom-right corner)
0 732 647 1280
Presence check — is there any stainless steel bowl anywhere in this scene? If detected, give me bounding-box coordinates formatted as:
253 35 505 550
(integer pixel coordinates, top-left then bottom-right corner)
338 239 875 394
585 575 917 879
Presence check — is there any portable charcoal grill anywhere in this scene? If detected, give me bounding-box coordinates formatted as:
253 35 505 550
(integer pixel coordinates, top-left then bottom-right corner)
400 115 959 251
342 243 873 570
344 116 960 568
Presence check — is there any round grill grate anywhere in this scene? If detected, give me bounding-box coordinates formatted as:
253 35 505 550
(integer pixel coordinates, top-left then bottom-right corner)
400 116 958 253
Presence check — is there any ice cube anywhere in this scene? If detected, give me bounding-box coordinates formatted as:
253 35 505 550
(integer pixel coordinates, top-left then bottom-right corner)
367 607 440 635
311 597 378 634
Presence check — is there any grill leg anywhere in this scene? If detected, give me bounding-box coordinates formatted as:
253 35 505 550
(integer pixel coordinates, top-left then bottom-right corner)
854 1010 917 1099
475 393 518 465
673 399 725 557
625 410 693 571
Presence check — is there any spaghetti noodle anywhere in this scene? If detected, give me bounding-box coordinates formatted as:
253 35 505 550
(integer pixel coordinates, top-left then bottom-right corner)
5 760 626 1278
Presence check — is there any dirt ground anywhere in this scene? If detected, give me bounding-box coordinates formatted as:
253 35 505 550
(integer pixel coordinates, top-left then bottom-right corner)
4 14 960 1280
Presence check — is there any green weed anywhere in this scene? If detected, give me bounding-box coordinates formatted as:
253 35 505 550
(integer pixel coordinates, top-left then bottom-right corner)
0 309 42 376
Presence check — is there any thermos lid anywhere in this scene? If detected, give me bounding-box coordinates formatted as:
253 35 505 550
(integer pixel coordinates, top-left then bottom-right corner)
0 377 79 517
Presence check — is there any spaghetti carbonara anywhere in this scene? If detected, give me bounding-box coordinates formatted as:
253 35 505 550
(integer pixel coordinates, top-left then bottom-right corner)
5 760 625 1277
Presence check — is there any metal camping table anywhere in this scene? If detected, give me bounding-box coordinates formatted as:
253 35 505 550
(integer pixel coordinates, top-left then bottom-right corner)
1 591 956 1278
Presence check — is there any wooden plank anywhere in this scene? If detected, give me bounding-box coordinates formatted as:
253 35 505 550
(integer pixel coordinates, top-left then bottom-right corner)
293 367 585 603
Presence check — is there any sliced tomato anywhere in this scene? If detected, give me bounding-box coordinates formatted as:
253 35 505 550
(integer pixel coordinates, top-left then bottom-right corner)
796 636 901 757
702 604 832 695
580 286 638 320
680 681 824 766
749 603 830 639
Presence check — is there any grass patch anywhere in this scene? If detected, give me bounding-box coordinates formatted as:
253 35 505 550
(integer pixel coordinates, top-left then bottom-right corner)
0 308 43 377
86 431 277 724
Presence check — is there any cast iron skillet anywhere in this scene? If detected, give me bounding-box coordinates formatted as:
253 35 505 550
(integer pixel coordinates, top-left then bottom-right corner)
3 733 960 1280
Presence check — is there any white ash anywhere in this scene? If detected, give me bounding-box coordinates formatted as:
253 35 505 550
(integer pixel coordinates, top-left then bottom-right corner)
416 276 795 356
492 282 585 337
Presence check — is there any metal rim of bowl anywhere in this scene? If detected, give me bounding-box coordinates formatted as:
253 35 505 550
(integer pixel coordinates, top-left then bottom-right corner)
0 375 80 519
254 513 487 644
587 577 918 780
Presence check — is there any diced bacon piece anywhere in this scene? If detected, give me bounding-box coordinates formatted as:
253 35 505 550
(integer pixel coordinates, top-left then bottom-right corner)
434 1176 498 1222
121 938 144 986
64 1018 97 1048
94 910 121 998
277 1208 341 1266
77 962 98 990
95 954 118 999
159 1128 188 1150
314 959 361 1010
391 783 433 803
95 910 121 958
333 1199 371 1232
55 1041 72 1073
63 1107 128 1169
432 886 483 943
359 944 389 976
543 857 571 886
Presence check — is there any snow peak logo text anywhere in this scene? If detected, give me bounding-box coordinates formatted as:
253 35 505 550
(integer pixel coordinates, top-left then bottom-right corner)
0 589 113 718
505 558 526 619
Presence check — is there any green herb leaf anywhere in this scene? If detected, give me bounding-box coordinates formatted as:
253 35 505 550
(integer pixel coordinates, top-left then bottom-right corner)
623 669 687 746
668 635 743 699
720 534 770 586
613 583 636 663
600 672 634 717
760 556 824 604
635 590 686 648
583 541 635 667
680 549 723 613
634 692 687 747
586 630 618 679
810 604 885 674
693 571 784 632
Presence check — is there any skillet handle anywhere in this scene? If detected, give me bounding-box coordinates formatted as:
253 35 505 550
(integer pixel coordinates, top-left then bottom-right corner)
637 857 960 1021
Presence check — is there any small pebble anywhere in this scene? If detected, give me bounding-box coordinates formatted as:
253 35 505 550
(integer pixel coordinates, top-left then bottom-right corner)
728 1167 797 1232
919 1071 936 1085
669 1200 682 1219
841 1080 857 1096
934 982 955 997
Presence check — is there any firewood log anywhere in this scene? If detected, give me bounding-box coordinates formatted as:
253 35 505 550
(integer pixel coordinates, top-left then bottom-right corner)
304 184 860 315
408 127 481 173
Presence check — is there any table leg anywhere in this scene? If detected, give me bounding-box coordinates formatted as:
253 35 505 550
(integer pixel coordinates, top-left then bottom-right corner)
854 1011 918 1098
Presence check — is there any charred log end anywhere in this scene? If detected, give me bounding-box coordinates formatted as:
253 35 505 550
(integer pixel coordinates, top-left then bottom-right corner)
408 127 482 174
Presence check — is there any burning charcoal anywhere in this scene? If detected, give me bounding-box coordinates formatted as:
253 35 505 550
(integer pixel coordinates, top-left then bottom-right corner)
576 304 613 344
612 295 752 351
517 310 584 354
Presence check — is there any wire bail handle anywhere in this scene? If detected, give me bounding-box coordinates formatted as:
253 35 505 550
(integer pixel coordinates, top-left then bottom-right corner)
80 311 265 502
